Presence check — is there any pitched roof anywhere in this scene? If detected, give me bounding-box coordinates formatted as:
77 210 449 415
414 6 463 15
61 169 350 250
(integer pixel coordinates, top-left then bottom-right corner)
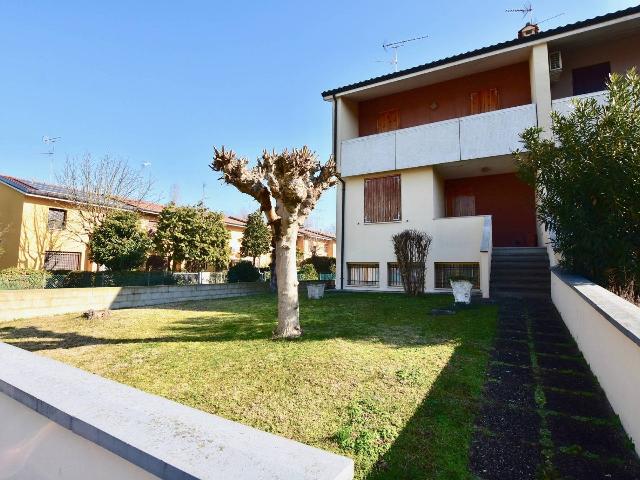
0 174 165 215
321 5 640 98
299 226 336 241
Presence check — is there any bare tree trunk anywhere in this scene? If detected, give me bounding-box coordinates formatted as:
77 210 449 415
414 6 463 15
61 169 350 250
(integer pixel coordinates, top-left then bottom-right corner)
273 215 301 338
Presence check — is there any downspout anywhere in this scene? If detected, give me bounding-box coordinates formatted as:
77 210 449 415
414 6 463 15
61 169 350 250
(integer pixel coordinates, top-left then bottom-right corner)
333 94 346 290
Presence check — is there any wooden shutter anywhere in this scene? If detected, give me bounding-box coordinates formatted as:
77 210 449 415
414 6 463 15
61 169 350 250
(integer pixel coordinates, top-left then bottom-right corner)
453 195 476 217
470 88 499 114
364 175 401 223
377 109 399 133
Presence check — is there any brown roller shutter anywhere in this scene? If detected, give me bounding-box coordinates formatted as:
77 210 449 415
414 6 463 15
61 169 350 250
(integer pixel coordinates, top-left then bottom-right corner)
364 175 401 223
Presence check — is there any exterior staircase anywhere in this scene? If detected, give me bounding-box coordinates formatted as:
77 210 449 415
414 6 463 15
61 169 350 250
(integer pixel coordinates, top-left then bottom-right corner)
490 247 551 299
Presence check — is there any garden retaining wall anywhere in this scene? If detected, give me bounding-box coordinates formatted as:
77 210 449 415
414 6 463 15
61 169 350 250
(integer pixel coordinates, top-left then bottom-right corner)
0 342 354 480
0 282 269 322
551 268 640 455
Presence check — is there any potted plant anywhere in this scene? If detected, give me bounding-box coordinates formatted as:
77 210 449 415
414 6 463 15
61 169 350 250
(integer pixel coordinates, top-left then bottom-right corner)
298 264 324 299
449 275 473 304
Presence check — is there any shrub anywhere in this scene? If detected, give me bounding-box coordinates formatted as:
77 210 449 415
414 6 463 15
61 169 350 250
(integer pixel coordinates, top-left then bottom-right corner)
298 263 319 281
392 230 432 296
0 268 50 290
515 69 640 297
301 255 336 274
90 211 151 271
228 261 260 283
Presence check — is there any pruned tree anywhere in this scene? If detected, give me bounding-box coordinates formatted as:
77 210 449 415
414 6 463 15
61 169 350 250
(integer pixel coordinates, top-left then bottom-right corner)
240 210 271 266
392 229 433 296
57 154 154 244
211 146 336 338
153 203 230 272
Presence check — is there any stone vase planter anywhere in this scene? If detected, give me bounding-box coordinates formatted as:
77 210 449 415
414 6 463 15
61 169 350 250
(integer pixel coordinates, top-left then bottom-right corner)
450 280 473 304
307 282 325 300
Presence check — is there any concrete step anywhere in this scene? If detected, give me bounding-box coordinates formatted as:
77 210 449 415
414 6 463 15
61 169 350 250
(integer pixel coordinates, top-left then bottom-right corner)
491 283 551 293
492 247 548 255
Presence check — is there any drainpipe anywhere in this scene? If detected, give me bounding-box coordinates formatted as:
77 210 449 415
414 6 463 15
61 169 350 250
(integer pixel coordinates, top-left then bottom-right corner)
333 94 346 290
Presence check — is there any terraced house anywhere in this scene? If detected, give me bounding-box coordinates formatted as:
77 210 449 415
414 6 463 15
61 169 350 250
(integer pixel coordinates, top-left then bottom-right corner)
324 6 640 297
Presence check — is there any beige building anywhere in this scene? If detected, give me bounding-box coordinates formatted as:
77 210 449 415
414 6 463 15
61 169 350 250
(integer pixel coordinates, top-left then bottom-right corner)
0 175 336 272
323 7 640 296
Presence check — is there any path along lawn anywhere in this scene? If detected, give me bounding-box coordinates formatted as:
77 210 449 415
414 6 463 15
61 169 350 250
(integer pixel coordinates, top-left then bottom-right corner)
0 292 497 479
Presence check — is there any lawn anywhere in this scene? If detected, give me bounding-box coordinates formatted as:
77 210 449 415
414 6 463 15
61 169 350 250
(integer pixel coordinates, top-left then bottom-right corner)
0 292 497 479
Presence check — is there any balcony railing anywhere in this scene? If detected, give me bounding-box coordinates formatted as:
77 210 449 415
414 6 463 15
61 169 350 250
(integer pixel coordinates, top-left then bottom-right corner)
551 90 607 117
340 104 537 177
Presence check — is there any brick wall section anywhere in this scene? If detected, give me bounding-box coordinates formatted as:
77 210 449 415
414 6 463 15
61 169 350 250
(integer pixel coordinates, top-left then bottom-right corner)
0 282 269 322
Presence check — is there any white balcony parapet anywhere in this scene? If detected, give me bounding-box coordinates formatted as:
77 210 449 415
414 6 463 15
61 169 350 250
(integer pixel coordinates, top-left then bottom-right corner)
552 90 607 117
459 104 537 160
340 104 537 177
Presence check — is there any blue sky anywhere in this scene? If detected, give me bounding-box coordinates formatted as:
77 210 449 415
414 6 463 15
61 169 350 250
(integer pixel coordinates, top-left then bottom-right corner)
0 0 636 231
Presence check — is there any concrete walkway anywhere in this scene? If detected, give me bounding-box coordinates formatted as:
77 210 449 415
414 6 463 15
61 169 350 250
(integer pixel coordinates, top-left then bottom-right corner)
469 297 640 479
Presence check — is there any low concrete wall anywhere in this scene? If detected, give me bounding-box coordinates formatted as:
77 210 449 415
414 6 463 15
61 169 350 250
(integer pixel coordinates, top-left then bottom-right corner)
0 342 354 479
0 282 269 322
551 268 640 455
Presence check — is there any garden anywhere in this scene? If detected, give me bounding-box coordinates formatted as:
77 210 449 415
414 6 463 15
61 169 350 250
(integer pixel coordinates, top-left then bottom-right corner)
0 292 497 479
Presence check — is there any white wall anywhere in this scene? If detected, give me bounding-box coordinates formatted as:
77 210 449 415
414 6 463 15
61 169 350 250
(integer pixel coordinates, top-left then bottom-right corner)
341 166 489 295
551 269 640 455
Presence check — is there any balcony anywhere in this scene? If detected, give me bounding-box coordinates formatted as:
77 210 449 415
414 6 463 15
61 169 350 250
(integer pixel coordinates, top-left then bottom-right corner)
552 90 607 116
340 104 537 177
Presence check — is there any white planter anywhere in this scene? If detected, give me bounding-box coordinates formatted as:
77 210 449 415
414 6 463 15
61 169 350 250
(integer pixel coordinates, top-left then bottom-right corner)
307 283 325 300
450 280 473 304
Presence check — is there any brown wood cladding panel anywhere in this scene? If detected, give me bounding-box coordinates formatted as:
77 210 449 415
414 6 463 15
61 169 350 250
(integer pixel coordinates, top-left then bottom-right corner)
364 175 401 223
359 62 531 136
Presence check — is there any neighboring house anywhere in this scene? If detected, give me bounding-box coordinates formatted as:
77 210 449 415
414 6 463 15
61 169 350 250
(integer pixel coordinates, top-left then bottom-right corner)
0 175 163 271
0 174 336 272
226 215 336 267
323 6 640 296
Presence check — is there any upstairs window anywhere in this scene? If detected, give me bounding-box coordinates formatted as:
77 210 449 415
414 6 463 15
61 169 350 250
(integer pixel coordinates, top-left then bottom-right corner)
572 62 611 96
377 109 399 133
47 208 67 230
364 175 401 224
470 88 500 115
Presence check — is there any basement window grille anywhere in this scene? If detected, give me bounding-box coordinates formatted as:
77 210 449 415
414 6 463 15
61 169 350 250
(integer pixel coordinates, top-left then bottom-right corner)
347 263 379 287
434 262 480 289
44 251 81 271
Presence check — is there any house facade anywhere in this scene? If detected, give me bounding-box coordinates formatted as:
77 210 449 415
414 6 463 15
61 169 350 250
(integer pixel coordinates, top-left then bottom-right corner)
0 175 336 272
324 6 640 297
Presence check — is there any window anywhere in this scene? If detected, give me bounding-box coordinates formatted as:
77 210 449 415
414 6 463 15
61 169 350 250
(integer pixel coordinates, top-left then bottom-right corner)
47 208 67 230
453 195 476 217
435 262 480 289
347 263 379 287
470 88 500 115
572 62 611 96
44 251 81 271
388 263 402 287
364 175 401 224
377 109 399 133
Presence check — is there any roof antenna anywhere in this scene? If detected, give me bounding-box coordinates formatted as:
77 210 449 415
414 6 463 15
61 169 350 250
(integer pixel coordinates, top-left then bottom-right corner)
41 135 61 183
379 34 428 73
506 2 533 23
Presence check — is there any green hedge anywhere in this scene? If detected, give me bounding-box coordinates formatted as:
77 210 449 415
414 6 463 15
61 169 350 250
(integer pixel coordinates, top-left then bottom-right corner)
0 268 51 290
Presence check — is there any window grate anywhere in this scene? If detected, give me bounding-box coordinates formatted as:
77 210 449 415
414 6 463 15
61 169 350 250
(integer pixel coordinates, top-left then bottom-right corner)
44 251 81 271
347 263 379 287
434 262 480 289
47 208 67 230
387 263 402 287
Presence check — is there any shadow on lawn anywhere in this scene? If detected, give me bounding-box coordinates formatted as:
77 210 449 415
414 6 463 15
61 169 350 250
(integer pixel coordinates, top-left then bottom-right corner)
0 293 469 351
363 341 491 479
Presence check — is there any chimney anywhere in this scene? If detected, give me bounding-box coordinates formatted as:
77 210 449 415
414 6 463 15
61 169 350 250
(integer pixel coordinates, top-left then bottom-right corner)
518 22 539 39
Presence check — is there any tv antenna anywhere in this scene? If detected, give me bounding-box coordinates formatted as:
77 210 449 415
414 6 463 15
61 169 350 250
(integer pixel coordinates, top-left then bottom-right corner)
380 34 428 73
506 2 533 22
41 135 61 182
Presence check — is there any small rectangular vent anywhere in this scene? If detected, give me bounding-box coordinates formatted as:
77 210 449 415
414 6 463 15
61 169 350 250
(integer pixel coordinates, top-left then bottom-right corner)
549 51 562 72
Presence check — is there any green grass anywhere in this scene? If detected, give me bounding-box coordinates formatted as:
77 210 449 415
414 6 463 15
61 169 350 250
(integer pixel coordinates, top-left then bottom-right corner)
0 292 497 479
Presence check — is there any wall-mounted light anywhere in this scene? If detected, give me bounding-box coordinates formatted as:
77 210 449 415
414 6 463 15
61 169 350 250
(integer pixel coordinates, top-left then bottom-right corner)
429 101 439 110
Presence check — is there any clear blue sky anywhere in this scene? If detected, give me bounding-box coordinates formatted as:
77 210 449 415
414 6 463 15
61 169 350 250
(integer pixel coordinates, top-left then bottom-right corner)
0 0 635 231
